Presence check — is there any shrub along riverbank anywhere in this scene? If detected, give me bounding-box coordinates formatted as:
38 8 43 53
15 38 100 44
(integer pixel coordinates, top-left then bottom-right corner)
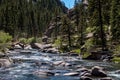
0 30 120 63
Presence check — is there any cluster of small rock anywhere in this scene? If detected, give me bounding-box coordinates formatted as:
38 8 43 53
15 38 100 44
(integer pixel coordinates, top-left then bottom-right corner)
31 43 59 54
33 60 114 80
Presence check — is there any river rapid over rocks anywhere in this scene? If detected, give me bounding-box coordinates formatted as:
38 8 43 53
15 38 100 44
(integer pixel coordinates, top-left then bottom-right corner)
0 49 120 80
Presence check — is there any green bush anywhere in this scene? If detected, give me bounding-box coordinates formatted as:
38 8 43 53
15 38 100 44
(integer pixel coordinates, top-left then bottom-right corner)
0 31 12 43
19 37 36 44
71 49 80 54
27 37 35 44
112 57 120 63
19 38 27 44
54 37 62 48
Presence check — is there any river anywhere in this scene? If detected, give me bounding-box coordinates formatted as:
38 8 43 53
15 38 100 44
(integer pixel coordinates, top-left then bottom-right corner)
0 49 120 80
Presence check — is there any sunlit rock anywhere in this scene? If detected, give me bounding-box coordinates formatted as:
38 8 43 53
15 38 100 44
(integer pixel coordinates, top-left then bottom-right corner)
14 44 22 49
63 72 79 76
24 45 32 50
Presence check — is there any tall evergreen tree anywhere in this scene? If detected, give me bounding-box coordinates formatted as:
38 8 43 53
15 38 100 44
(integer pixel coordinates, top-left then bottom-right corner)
111 0 120 41
88 0 107 50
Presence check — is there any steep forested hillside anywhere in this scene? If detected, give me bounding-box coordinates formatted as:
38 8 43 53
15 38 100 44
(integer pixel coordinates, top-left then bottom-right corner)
0 0 67 38
0 0 120 56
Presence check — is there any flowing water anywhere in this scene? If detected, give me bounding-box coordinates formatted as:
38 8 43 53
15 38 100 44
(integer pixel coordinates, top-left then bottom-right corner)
0 49 120 80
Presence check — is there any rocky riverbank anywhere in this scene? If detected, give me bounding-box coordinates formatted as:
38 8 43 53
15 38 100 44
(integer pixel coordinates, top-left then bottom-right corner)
0 48 120 80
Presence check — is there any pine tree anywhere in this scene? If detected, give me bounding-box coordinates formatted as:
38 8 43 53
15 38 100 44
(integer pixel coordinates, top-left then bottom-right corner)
88 0 107 50
111 0 120 41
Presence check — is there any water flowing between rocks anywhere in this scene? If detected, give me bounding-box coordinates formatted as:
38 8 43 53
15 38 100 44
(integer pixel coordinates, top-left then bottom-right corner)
0 49 120 80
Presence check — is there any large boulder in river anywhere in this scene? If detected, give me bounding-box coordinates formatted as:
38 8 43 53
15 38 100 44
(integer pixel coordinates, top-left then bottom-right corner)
85 51 112 60
85 51 102 60
0 59 12 67
91 66 107 77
